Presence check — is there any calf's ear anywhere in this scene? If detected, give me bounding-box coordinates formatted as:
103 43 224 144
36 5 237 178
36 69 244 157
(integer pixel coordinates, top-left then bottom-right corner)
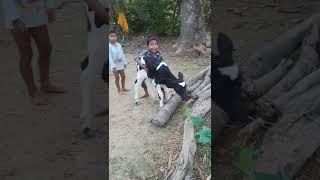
178 72 184 81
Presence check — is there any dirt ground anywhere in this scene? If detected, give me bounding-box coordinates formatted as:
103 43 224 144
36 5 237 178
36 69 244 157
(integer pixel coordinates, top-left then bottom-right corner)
214 0 320 179
109 37 210 179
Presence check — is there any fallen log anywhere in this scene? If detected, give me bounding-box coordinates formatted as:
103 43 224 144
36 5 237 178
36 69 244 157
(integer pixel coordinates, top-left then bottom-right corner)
254 86 320 178
150 66 210 127
169 93 210 179
188 66 211 87
188 80 202 93
191 71 211 98
243 58 294 100
150 94 181 127
169 117 197 180
265 24 320 100
274 67 320 108
192 93 211 119
243 13 320 79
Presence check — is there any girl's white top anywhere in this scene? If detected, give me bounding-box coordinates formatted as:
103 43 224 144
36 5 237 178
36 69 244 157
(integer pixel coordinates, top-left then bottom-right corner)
109 42 126 71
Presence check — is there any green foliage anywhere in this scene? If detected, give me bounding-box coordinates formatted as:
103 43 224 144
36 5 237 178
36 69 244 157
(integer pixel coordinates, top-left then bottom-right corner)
121 0 181 36
233 146 292 180
233 146 256 175
195 127 211 145
181 106 192 119
191 116 204 126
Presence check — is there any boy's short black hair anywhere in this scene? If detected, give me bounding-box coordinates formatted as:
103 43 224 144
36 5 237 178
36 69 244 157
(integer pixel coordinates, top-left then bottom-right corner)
109 29 117 35
146 36 159 45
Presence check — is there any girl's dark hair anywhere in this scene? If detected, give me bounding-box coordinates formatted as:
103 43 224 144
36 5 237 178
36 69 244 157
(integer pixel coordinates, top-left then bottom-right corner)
146 36 159 45
109 29 117 35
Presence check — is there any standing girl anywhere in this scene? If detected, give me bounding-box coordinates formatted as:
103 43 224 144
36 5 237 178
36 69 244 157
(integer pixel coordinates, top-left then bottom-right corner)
109 30 129 94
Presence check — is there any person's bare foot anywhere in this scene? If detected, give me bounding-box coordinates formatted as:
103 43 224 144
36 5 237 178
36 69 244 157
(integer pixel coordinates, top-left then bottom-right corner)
122 88 130 91
119 91 124 95
140 94 149 98
30 91 48 106
41 83 66 94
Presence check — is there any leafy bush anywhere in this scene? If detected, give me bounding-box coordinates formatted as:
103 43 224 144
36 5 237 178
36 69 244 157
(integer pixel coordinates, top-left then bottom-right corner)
121 0 181 36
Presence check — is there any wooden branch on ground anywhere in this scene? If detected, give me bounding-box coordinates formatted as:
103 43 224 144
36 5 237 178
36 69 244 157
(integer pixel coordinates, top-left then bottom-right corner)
150 66 210 127
274 67 320 109
255 98 320 178
243 58 294 99
252 83 320 176
187 66 211 87
191 70 211 98
265 24 320 100
169 117 197 180
188 80 202 93
243 13 320 79
150 95 181 127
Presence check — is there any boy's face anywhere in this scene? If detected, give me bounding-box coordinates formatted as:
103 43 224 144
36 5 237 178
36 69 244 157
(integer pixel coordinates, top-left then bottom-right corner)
148 40 159 54
109 33 117 43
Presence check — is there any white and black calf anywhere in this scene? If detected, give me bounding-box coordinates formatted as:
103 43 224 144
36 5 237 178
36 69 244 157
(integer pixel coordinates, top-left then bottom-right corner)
134 56 188 108
212 32 249 122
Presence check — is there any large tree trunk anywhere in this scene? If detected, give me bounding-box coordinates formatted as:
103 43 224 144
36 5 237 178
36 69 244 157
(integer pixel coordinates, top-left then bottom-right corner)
175 0 208 54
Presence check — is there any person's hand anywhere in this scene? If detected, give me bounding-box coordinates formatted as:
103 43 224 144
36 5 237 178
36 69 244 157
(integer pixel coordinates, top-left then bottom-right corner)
47 8 56 23
141 64 148 71
12 19 27 33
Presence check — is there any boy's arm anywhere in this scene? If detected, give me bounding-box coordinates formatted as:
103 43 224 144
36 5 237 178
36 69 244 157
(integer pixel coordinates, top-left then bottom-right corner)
109 47 116 70
83 0 108 24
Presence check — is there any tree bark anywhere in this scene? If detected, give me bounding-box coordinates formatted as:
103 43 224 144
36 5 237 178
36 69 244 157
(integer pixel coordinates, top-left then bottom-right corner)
243 58 294 100
150 66 210 127
150 95 182 127
169 117 197 180
274 67 320 109
187 66 210 87
265 24 320 100
243 13 320 79
175 0 207 53
255 95 320 178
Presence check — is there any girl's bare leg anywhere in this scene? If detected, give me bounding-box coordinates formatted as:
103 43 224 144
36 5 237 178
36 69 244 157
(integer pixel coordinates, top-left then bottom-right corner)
119 69 129 91
12 28 37 97
30 25 65 93
113 70 122 94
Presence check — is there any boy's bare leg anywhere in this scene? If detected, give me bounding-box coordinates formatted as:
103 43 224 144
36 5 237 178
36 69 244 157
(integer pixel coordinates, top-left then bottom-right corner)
119 69 129 91
141 81 149 98
30 25 65 93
